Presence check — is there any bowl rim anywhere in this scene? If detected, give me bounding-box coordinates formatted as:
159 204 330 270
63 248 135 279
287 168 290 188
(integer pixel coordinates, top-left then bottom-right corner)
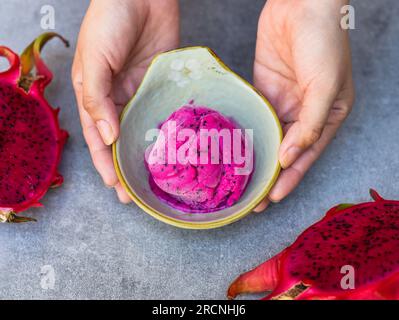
112 46 283 229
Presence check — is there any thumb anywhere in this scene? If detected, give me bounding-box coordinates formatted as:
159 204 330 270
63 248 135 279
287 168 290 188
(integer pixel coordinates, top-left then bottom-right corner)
279 83 339 169
82 52 119 146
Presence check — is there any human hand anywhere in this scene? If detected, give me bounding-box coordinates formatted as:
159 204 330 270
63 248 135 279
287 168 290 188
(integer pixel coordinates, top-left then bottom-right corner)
72 0 179 202
253 0 355 212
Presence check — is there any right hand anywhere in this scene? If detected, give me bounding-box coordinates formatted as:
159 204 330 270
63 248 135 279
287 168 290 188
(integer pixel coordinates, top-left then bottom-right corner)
253 0 354 212
72 0 180 202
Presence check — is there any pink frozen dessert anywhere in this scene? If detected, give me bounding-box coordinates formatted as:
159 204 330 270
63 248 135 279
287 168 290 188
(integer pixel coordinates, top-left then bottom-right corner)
145 102 253 213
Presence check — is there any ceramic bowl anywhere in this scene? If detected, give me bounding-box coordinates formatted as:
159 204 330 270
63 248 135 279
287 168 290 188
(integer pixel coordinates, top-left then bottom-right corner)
113 47 282 229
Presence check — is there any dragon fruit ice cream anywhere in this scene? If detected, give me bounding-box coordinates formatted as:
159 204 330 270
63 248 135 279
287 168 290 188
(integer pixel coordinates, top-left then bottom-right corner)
145 102 253 213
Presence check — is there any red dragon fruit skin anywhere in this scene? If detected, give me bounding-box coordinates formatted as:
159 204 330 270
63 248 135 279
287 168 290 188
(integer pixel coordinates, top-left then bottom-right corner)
227 190 399 300
146 103 252 213
0 33 69 223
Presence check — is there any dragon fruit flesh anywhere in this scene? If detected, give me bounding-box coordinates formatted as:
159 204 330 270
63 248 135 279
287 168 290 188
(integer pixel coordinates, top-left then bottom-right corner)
228 190 399 300
0 33 69 223
146 102 253 213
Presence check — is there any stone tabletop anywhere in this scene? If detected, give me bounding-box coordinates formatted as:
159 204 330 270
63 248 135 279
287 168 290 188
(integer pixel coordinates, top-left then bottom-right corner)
0 0 398 299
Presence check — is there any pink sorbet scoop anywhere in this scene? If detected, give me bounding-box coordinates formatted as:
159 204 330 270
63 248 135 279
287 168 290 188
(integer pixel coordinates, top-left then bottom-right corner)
145 102 253 213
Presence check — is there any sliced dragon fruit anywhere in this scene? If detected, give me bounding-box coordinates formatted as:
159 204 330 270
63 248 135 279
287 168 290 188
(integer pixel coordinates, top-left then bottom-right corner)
228 190 399 300
0 33 69 223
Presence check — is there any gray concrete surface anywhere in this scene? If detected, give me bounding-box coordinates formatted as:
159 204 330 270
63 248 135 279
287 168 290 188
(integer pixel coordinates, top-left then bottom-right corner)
0 0 398 299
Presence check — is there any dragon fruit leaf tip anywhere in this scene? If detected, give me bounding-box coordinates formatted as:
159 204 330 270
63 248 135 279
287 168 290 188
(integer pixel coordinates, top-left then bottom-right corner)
227 189 399 300
21 33 69 81
0 33 68 223
0 46 20 83
369 188 384 201
227 253 281 300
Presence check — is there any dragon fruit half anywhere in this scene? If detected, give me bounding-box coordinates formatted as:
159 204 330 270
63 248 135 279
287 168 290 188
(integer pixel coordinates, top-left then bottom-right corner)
228 190 399 300
0 33 69 223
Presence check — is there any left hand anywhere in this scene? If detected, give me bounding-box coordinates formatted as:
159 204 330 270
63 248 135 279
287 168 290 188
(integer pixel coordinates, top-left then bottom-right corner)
253 0 355 212
72 0 180 203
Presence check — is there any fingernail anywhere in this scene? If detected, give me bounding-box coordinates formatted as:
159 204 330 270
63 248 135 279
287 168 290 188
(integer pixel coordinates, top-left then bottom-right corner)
268 195 280 204
253 198 270 213
281 146 302 168
96 120 115 145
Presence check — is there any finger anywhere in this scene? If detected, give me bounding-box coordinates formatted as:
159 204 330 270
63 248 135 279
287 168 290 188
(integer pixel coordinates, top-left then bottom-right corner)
253 198 270 213
270 76 354 202
72 59 120 187
268 165 304 203
268 120 340 202
115 183 132 204
279 83 340 169
82 118 120 187
82 51 120 146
